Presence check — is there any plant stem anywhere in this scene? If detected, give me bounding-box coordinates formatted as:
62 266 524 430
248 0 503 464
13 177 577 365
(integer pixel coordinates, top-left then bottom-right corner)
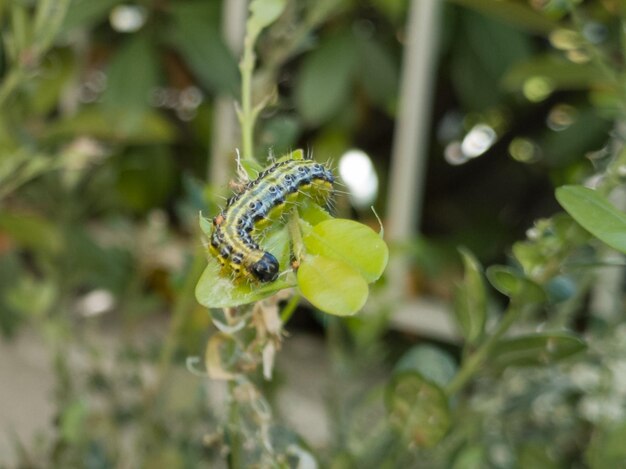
238 21 260 163
280 293 300 324
287 212 304 263
228 380 243 469
446 302 523 396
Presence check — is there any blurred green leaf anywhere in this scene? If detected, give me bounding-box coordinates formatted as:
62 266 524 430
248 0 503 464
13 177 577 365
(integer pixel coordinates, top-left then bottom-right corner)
556 185 626 254
62 0 123 31
450 0 558 34
115 146 176 213
394 345 457 388
61 400 87 444
248 0 286 31
0 210 62 254
5 275 56 317
486 265 545 303
356 38 398 111
586 421 626 469
453 247 487 343
492 332 586 367
27 48 75 115
386 372 451 448
168 5 239 95
503 55 607 92
44 107 177 144
297 254 368 316
452 445 487 469
102 34 158 121
518 443 560 469
451 9 531 110
259 115 301 157
302 219 388 283
295 31 359 124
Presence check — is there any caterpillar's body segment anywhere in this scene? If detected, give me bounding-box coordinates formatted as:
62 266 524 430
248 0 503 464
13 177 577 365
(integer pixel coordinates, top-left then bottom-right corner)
209 158 335 283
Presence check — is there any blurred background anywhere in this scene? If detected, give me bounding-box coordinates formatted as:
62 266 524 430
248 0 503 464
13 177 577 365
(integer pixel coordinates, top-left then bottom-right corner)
2 0 626 467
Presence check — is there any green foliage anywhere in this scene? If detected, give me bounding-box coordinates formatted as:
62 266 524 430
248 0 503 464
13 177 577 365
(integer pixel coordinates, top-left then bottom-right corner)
492 332 586 368
557 185 626 254
195 152 389 316
453 248 486 344
386 372 451 448
4 0 626 466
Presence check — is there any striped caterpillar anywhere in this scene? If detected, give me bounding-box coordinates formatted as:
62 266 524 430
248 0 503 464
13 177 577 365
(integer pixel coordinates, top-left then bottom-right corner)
209 157 335 283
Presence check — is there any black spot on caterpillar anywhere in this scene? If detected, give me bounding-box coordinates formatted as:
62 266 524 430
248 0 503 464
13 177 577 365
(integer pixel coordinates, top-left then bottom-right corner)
209 158 335 282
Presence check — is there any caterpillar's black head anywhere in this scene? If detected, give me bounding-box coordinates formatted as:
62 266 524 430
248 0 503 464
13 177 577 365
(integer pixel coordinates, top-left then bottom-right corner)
250 252 279 282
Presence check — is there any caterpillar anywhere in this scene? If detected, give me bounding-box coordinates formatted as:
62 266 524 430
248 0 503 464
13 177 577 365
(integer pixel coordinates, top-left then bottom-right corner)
209 158 335 283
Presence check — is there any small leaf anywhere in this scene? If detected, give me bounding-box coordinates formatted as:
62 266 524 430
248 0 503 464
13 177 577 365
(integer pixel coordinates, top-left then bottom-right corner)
302 219 388 283
248 0 286 30
492 332 586 368
556 185 626 254
386 372 451 448
297 254 368 316
394 345 457 388
199 214 212 235
486 265 545 302
453 248 486 343
294 31 359 124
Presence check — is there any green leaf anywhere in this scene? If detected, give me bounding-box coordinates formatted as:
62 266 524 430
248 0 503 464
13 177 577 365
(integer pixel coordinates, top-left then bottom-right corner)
294 31 359 124
62 0 123 31
102 35 158 119
492 332 586 367
168 6 239 94
0 210 62 254
586 421 626 469
248 0 286 30
394 345 457 388
449 0 558 34
297 254 368 316
556 185 626 254
302 219 388 283
386 372 451 448
503 54 608 92
486 265 545 302
356 38 398 111
195 226 294 309
453 248 487 343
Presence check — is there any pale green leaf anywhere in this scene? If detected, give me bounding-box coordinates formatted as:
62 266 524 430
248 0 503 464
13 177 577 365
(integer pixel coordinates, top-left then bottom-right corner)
302 219 388 283
297 254 368 316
